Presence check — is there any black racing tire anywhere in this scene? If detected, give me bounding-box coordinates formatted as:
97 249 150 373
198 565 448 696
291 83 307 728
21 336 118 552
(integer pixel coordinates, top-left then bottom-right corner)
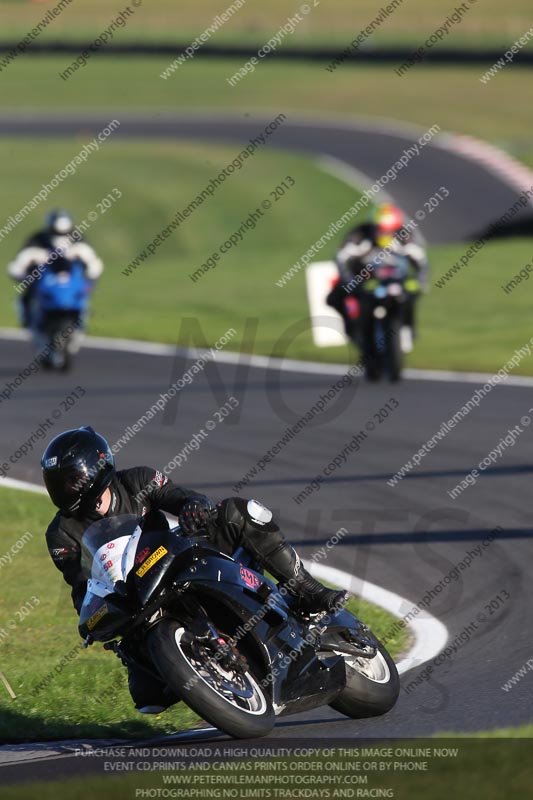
56 324 73 372
329 641 400 719
360 333 382 382
59 347 72 372
386 316 403 382
363 355 382 382
148 618 275 739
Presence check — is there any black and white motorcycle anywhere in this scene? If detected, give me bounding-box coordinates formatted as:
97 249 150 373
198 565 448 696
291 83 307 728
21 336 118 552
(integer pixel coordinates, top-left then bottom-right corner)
78 515 400 739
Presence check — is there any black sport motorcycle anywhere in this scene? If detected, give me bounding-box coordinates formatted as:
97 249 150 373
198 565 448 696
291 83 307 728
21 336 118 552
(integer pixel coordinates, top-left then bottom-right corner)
78 515 400 739
340 253 420 382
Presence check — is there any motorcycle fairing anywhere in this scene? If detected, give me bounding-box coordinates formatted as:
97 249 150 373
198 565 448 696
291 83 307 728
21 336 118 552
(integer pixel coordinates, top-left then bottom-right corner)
169 557 347 715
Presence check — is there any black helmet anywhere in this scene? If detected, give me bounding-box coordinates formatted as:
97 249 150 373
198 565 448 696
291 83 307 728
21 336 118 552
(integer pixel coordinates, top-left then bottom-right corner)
41 426 115 514
45 209 74 236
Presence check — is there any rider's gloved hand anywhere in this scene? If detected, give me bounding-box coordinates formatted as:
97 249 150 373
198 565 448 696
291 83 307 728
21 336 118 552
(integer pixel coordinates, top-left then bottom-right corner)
178 495 218 535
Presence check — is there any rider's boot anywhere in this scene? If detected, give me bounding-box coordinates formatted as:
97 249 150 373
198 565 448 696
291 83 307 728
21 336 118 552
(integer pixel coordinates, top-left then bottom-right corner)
255 538 348 614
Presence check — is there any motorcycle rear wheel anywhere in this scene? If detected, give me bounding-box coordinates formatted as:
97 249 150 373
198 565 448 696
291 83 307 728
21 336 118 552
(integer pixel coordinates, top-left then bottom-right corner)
329 641 400 719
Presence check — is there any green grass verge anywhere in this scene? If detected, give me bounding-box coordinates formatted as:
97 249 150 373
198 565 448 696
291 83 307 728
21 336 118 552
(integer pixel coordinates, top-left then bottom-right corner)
0 485 406 742
2 58 531 153
2 0 532 47
1 137 532 374
518 153 533 169
442 723 533 737
0 137 364 357
0 486 200 742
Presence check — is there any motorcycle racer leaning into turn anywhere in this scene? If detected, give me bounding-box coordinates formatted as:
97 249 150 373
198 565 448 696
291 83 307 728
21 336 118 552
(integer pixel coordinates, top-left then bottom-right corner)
327 203 429 353
42 426 347 714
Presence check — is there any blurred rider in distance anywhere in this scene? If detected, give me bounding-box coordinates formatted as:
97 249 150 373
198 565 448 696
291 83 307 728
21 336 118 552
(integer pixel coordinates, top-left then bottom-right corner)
7 209 103 327
327 203 428 352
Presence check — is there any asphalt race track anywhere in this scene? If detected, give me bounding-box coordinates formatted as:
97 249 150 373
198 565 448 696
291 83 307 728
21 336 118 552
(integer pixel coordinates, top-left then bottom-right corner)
0 111 529 244
1 113 532 779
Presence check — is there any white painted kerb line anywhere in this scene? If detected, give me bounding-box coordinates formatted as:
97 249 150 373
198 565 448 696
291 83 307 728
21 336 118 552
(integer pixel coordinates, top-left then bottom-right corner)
309 563 449 675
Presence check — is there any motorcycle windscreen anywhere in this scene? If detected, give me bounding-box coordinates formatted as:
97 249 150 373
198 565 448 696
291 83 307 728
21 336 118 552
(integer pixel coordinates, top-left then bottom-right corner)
80 514 142 587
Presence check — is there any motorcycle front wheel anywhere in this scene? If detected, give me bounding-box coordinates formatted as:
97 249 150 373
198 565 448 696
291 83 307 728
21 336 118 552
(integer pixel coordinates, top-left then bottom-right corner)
148 618 275 739
384 315 403 382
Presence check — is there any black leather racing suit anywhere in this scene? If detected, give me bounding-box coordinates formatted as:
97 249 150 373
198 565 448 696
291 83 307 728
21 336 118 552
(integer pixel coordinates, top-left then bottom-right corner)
45 466 289 710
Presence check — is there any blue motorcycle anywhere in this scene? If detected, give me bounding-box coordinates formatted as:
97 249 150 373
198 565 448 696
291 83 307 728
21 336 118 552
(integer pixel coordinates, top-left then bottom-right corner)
31 256 92 371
